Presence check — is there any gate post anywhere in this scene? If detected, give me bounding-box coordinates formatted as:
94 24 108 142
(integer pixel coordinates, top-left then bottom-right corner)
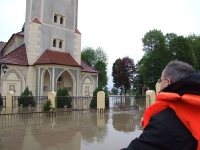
6 91 14 108
48 91 56 108
97 91 105 113
145 90 156 108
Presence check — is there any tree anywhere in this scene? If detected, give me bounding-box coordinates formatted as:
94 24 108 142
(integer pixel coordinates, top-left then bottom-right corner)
117 57 135 94
137 29 200 91
139 52 166 90
81 47 108 68
56 87 72 108
43 100 53 112
112 58 121 89
165 33 177 49
138 29 170 90
169 36 198 70
81 47 96 67
111 87 118 95
18 86 36 107
142 29 166 54
94 61 108 88
95 47 108 65
187 34 200 70
134 59 145 95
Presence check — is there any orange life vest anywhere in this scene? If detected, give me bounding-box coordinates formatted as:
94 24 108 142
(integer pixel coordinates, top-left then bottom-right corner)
142 92 200 150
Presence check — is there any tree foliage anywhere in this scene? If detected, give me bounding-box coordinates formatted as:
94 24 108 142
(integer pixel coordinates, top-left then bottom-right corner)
81 47 96 67
81 47 108 68
18 86 36 107
56 87 72 108
187 34 200 70
43 100 53 112
112 58 121 89
114 57 136 95
81 46 108 88
142 29 166 54
94 61 108 88
137 29 200 91
169 36 198 69
111 87 118 95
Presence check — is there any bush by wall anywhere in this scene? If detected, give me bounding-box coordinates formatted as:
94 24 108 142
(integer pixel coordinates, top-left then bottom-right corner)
18 86 36 107
56 87 72 108
43 100 54 112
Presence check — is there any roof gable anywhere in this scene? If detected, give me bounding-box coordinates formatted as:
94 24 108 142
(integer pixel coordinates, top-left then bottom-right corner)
0 44 28 65
81 60 98 73
34 50 80 67
31 17 42 24
1 31 24 54
0 41 7 52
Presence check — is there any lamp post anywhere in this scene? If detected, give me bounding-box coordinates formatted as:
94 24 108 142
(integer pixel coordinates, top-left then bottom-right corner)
0 62 8 108
1 63 8 74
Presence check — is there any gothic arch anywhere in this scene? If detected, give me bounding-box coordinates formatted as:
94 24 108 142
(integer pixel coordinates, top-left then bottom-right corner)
81 74 95 96
1 68 25 96
56 69 76 95
41 68 51 96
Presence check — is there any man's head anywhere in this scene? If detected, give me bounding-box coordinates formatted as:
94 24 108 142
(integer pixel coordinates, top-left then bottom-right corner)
160 60 195 90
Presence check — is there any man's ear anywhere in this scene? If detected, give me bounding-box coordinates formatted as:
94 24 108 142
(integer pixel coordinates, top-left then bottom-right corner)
167 78 172 85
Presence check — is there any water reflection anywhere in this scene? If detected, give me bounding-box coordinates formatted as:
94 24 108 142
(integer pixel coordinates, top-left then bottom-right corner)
112 110 144 133
0 109 144 150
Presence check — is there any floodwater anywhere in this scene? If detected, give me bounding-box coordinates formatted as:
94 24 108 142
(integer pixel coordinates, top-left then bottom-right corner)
0 109 144 150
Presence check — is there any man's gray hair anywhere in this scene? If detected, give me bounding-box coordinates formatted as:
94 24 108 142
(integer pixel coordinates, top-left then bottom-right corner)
163 60 195 83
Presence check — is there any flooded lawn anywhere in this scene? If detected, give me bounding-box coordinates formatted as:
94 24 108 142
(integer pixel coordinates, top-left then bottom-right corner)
0 109 144 150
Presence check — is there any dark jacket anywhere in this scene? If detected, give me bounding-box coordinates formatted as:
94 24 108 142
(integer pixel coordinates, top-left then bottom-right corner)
121 73 200 150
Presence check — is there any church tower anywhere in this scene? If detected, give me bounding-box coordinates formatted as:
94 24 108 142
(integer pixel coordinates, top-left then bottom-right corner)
24 0 81 65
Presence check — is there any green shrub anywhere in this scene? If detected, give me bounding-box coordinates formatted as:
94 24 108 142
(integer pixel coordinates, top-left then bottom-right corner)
90 86 109 108
18 86 36 107
56 87 72 108
0 93 3 106
43 100 53 112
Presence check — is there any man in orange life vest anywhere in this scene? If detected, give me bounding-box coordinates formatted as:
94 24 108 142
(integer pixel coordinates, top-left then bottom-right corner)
121 60 200 150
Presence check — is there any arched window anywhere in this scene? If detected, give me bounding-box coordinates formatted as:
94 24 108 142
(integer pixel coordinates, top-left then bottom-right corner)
53 39 56 47
54 15 57 23
59 40 62 48
60 17 63 24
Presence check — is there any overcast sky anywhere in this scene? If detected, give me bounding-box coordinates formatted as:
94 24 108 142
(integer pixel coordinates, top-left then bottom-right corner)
0 0 200 90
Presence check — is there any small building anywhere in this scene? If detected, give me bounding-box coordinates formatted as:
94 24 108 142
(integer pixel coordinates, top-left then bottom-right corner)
0 0 98 96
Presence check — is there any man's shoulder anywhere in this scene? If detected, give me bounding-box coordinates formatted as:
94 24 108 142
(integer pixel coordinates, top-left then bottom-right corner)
152 107 177 121
151 108 185 130
150 108 197 149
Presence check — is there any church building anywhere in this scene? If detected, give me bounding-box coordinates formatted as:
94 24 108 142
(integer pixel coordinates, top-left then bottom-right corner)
0 0 98 97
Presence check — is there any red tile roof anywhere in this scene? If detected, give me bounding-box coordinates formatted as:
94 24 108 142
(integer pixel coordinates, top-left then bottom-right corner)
0 44 28 65
75 29 81 34
34 50 81 67
81 60 98 73
31 17 42 24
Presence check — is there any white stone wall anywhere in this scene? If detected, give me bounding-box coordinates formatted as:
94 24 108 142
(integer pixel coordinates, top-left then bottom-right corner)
74 33 81 65
27 22 41 65
26 66 36 95
4 37 24 55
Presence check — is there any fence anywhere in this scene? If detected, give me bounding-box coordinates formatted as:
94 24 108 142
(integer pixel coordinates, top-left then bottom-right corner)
107 95 148 110
55 96 94 110
0 96 6 107
12 96 48 108
0 95 149 121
